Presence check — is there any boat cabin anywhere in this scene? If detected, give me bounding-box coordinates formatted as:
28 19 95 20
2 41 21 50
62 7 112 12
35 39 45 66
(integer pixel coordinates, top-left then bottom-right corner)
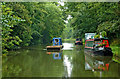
46 37 63 51
53 37 62 46
94 38 109 48
85 38 110 49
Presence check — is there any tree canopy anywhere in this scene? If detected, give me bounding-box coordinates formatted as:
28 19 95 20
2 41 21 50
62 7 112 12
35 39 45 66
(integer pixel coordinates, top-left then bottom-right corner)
2 2 120 53
62 2 120 40
2 2 65 53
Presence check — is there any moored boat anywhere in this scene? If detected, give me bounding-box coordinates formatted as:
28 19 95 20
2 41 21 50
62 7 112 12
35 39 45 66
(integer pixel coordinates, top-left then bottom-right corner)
46 37 63 51
75 38 83 45
84 38 113 56
46 45 63 51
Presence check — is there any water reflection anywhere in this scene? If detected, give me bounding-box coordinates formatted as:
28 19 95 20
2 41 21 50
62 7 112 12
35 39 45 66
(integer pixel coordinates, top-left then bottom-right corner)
53 53 62 60
62 43 73 50
85 53 112 71
75 45 83 51
63 55 73 77
62 43 74 77
2 42 120 78
84 52 120 77
46 51 63 60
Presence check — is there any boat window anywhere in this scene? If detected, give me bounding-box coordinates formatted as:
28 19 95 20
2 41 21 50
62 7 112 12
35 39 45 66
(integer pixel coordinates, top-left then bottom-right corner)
86 41 94 47
95 41 102 44
94 41 102 46
102 40 109 47
76 38 79 41
76 38 82 41
55 39 59 42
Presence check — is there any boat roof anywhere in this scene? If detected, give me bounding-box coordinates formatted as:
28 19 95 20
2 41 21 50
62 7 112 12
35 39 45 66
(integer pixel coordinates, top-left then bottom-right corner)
53 37 61 39
76 38 82 41
94 38 108 41
86 39 94 41
85 38 108 41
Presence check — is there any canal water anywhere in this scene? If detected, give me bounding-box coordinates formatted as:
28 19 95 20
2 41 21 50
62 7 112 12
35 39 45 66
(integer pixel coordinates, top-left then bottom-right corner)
2 42 120 78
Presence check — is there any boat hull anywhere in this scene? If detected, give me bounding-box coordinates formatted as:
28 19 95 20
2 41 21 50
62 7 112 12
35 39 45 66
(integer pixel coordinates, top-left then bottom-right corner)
84 47 113 56
46 45 63 51
75 42 83 45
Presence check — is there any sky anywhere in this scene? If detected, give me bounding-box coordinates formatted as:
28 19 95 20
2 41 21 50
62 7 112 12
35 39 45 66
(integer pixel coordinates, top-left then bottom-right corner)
64 15 72 23
58 1 64 6
58 1 72 23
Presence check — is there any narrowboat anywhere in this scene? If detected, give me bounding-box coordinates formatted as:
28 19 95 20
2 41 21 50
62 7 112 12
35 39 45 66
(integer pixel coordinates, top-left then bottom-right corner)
46 37 63 51
84 38 113 56
75 38 83 45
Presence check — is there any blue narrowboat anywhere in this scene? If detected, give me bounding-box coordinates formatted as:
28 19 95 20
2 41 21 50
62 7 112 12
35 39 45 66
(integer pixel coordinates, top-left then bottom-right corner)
46 37 63 51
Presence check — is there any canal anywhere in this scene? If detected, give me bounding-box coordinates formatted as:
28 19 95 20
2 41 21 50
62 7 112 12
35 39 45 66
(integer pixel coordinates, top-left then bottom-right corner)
2 41 120 78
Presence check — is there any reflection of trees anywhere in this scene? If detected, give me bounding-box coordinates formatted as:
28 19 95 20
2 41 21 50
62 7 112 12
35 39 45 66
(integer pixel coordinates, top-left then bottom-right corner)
113 55 120 63
93 61 119 77
3 46 119 77
3 49 64 77
71 51 94 77
62 50 94 77
2 61 22 77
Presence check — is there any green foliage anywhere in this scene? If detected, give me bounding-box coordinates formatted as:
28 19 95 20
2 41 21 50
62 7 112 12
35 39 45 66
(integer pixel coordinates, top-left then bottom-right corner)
2 57 22 77
62 20 73 39
94 31 107 38
40 3 65 44
110 38 120 46
2 2 65 53
111 46 119 56
94 34 100 38
63 2 120 40
101 31 107 37
2 2 23 53
6 2 33 46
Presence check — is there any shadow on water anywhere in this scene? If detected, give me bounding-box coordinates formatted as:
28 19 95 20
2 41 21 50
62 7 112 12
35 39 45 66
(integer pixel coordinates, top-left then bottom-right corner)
2 42 120 78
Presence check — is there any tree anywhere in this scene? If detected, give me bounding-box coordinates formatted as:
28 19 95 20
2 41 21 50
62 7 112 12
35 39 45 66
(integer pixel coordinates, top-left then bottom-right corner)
2 2 23 53
2 2 65 53
63 2 120 40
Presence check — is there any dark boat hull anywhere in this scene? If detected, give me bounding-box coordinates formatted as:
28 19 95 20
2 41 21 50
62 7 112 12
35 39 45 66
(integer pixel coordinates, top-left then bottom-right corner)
84 47 113 56
93 48 113 56
75 42 83 45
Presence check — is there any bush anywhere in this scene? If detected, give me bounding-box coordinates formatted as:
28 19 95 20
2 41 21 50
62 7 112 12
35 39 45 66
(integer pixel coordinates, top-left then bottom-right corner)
111 38 120 46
